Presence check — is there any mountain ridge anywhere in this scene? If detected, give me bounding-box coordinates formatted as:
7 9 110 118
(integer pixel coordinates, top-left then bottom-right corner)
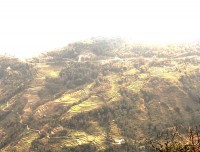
0 38 200 151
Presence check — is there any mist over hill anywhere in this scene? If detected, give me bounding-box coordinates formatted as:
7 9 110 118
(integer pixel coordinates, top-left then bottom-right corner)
0 38 200 151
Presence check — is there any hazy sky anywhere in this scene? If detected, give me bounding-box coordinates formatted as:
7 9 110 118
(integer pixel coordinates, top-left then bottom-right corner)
0 0 200 58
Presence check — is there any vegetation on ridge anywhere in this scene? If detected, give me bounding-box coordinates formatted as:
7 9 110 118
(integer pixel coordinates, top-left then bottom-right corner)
0 38 200 151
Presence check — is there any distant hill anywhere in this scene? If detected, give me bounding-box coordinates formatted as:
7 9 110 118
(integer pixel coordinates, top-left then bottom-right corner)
0 38 200 151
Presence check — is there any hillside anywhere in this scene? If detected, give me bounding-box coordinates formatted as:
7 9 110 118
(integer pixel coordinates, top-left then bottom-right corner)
1 38 200 151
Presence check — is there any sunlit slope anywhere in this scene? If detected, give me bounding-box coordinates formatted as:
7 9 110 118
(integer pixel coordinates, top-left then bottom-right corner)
1 39 200 151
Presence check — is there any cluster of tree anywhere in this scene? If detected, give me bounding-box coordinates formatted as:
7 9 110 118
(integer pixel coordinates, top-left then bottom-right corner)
44 61 125 96
0 56 33 78
0 96 28 148
0 120 25 149
44 62 99 95
0 56 34 104
42 38 125 62
30 140 52 152
30 140 97 152
180 71 200 104
129 43 200 58
148 126 200 152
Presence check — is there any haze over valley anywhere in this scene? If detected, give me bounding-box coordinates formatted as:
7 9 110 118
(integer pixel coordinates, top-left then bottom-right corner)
1 0 200 58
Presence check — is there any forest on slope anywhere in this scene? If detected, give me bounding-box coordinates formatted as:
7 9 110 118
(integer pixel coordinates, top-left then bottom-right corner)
0 38 200 151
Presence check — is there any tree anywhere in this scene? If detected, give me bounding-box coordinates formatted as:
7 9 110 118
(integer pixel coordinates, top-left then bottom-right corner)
148 126 200 152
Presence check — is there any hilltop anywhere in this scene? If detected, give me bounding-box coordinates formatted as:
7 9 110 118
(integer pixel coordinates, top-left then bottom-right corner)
0 38 200 151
